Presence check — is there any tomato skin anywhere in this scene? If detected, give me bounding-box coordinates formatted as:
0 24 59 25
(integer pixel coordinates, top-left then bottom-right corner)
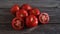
26 15 38 28
21 4 32 11
11 4 19 15
29 8 40 16
11 17 24 30
16 9 28 19
39 13 49 24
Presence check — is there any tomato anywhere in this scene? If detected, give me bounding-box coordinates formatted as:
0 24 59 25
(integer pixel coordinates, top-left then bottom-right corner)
11 17 24 30
21 4 32 11
11 4 19 15
16 9 28 19
39 13 49 24
26 15 38 28
29 8 40 16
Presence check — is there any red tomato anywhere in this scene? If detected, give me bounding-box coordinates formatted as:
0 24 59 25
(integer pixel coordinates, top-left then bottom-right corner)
16 9 28 19
39 13 49 24
26 15 38 28
21 4 32 11
11 4 19 15
29 8 40 16
11 17 24 30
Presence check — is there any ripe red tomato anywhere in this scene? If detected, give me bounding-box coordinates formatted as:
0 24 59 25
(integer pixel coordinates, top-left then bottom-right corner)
11 4 19 15
29 8 40 16
16 9 28 19
39 13 49 24
21 4 32 11
26 15 38 28
11 17 24 30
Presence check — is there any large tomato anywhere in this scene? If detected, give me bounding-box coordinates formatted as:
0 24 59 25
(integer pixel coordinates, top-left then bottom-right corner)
16 9 28 19
11 4 19 15
26 15 38 28
11 17 24 30
21 4 32 11
29 8 40 16
39 13 49 24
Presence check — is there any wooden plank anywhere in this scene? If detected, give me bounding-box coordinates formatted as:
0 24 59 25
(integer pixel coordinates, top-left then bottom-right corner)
0 24 60 34
0 7 59 23
0 0 60 34
0 0 58 8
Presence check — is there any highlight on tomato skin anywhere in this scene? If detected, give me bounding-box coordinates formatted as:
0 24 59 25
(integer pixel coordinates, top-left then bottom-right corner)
11 17 24 30
21 4 32 11
29 8 40 16
16 9 28 19
10 4 20 15
39 13 49 24
10 4 50 30
26 15 38 28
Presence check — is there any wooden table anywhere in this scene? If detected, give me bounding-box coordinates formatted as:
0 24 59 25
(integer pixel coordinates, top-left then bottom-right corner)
0 0 60 34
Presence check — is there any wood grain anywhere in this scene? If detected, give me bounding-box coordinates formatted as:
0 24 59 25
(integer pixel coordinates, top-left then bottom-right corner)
0 7 60 23
0 0 60 34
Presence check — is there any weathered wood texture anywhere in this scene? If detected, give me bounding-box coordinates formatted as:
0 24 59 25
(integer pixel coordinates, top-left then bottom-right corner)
0 0 60 34
0 7 60 23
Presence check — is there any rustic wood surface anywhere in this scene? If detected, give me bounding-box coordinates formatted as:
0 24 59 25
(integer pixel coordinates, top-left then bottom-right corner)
0 0 60 34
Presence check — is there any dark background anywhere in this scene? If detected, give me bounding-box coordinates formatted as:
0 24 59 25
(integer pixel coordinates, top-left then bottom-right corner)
0 0 60 34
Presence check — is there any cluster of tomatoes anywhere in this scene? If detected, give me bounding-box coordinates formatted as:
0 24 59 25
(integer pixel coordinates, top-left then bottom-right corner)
10 4 49 30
